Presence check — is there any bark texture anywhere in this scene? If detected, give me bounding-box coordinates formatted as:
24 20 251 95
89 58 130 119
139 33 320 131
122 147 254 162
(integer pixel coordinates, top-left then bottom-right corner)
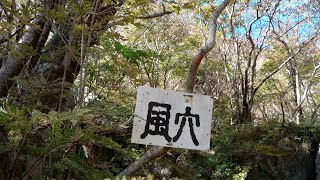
0 17 46 97
1 0 124 112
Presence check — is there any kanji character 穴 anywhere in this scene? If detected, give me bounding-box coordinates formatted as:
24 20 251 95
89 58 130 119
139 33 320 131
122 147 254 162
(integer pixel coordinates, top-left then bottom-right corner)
173 106 200 146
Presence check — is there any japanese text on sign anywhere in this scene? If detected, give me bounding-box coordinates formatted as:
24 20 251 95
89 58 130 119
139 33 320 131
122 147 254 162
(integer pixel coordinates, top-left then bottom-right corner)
131 86 213 150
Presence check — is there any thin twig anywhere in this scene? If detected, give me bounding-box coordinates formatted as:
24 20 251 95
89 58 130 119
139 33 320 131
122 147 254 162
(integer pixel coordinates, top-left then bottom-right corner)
8 132 28 179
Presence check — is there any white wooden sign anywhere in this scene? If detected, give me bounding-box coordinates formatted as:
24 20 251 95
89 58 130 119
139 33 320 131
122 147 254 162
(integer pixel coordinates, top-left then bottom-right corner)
131 86 213 150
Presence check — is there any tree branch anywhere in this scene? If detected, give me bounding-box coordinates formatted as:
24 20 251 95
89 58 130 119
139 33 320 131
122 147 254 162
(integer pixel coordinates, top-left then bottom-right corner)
292 59 320 116
117 146 169 177
138 11 173 19
253 56 294 96
186 0 232 92
138 4 173 19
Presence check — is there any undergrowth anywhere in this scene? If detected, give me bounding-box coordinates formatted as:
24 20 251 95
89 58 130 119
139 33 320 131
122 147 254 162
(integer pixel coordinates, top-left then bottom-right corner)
0 99 319 179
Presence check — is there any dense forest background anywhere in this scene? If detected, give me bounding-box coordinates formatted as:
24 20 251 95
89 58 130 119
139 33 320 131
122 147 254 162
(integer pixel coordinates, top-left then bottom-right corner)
1 0 320 179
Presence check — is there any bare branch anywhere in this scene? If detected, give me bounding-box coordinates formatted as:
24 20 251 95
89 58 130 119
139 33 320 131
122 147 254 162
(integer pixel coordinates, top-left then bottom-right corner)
138 10 173 19
292 55 320 116
117 147 169 177
138 5 173 19
253 56 294 96
186 0 232 92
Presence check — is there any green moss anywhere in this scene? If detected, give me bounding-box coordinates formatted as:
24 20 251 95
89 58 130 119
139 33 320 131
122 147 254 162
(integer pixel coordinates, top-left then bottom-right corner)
256 145 291 157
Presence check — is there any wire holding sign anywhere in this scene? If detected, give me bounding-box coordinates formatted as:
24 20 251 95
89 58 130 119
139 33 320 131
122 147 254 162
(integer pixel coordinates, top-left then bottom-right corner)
131 86 213 150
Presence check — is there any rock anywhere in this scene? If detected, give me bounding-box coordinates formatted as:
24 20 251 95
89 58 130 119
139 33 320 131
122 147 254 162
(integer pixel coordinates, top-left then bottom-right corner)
246 140 319 180
316 144 320 180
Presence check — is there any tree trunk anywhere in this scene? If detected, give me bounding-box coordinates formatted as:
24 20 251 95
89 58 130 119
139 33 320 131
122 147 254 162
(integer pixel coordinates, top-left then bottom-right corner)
0 17 46 97
3 1 124 112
